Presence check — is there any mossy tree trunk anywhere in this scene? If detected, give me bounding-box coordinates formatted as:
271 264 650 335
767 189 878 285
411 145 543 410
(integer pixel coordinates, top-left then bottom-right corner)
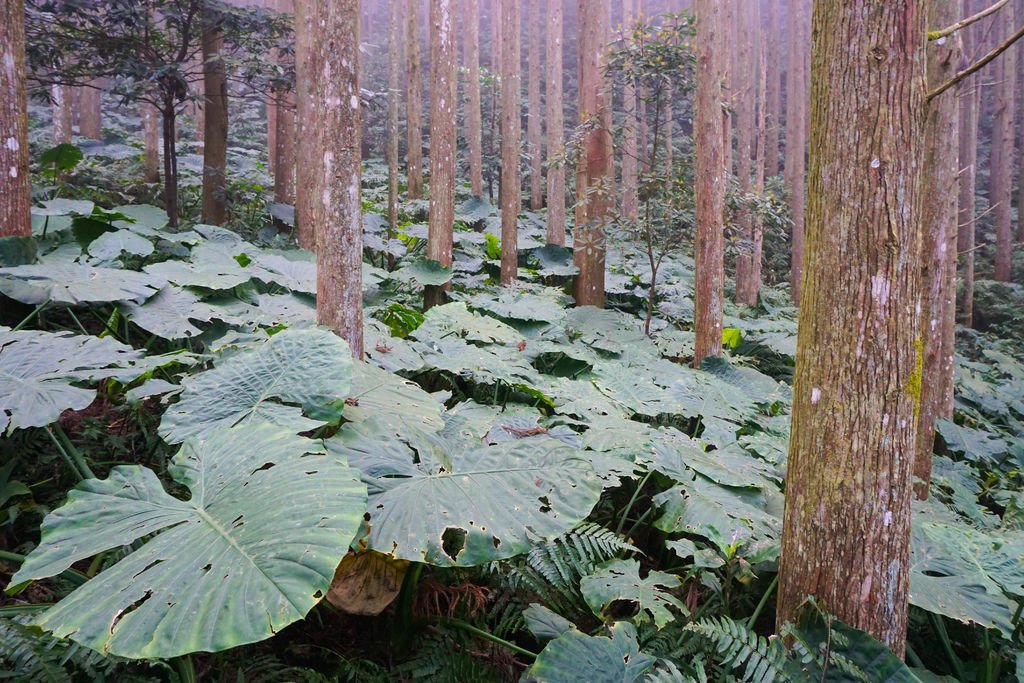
313 0 363 358
1 0 31 238
776 0 926 656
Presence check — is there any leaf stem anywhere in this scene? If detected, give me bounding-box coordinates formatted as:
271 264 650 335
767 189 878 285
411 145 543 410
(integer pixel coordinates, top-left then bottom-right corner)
928 612 965 682
442 618 539 659
616 470 653 536
746 574 778 629
13 301 49 331
51 423 95 479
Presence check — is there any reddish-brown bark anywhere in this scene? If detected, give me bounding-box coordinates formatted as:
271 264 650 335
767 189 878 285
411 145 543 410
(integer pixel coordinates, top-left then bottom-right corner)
52 84 72 144
295 0 317 249
463 0 483 198
776 0 926 655
143 103 161 184
425 0 458 307
406 0 425 199
693 0 725 365
620 0 639 223
526 0 544 210
1 0 31 238
991 1 1016 281
201 7 228 225
499 0 521 286
78 81 103 140
573 0 612 306
784 0 809 303
314 0 364 358
545 0 566 245
733 1 756 306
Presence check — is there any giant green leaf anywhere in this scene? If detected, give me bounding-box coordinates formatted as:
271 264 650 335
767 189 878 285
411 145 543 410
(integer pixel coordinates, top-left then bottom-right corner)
413 301 522 345
120 286 226 339
524 622 656 683
327 433 603 566
0 264 162 305
159 328 353 443
87 230 154 260
0 328 143 433
581 559 686 629
908 517 1021 636
9 425 367 658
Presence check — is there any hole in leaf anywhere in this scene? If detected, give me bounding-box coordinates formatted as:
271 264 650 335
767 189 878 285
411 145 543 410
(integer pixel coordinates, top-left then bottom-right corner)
441 527 468 562
538 495 552 514
201 563 212 572
313 590 323 599
132 559 164 579
110 590 153 632
492 536 501 549
251 462 275 474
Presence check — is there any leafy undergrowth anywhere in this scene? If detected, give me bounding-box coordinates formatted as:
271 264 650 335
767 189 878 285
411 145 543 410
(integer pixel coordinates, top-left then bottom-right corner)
1 140 1023 681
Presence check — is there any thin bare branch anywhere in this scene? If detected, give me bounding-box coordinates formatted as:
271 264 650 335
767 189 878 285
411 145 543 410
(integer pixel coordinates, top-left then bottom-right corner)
926 22 1024 101
928 0 1010 41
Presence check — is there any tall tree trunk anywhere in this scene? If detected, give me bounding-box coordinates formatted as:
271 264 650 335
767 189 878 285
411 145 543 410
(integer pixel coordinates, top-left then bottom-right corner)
638 86 649 172
160 99 181 228
545 0 566 245
1 0 31 238
733 1 755 306
620 0 639 222
776 0 925 656
52 84 72 144
915 0 962 500
527 0 544 210
739 3 766 306
406 0 424 199
991 1 1016 281
499 0 521 286
693 0 725 365
784 0 809 303
573 0 612 306
386 0 402 260
201 7 228 226
295 0 316 249
314 0 363 358
463 0 483 197
764 0 781 178
720 0 733 178
957 3 980 327
143 103 161 184
78 80 102 140
274 0 296 210
425 0 458 307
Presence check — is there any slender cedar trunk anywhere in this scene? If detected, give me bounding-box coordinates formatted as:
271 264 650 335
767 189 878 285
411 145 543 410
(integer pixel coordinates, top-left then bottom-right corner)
545 0 566 245
764 0 781 179
1 0 31 238
526 0 544 210
406 0 424 199
776 0 925 656
267 102 276 174
425 0 457 307
78 80 103 140
733 1 755 306
1019 0 1024 244
957 4 980 326
295 0 316 249
190 54 205 145
991 1 1016 281
573 0 612 307
463 0 483 198
693 0 724 365
386 0 402 262
143 103 161 184
499 0 521 286
52 84 72 144
784 0 808 303
274 0 296 210
915 0 962 500
664 3 674 173
201 7 228 225
488 0 502 203
740 5 766 307
620 0 639 223
720 0 733 178
638 86 649 172
160 99 181 228
314 0 363 358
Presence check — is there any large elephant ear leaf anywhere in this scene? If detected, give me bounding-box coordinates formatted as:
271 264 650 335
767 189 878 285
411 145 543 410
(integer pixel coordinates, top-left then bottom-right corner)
9 424 367 659
524 622 656 683
327 433 603 566
159 328 353 443
0 328 144 433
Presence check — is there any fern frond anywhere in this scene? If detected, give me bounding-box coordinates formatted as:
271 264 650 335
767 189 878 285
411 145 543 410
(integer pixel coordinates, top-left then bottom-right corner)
0 618 70 683
686 616 791 683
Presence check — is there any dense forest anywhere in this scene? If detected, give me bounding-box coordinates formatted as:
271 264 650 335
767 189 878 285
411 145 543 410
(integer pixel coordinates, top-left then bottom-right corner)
1 0 1023 680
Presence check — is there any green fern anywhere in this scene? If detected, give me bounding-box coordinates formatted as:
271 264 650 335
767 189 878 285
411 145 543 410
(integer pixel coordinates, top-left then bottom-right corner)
686 616 791 683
